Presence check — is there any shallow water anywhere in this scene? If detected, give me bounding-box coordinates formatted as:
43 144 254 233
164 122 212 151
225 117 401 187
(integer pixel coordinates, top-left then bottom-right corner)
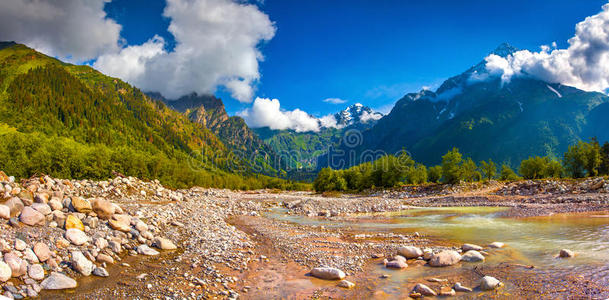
267 206 609 296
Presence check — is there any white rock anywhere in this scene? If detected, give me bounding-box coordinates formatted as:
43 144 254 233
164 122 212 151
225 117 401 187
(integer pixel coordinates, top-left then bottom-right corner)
0 205 9 220
461 250 485 262
71 251 93 276
14 239 27 251
413 283 437 296
65 229 89 246
480 276 502 291
0 262 11 282
136 244 159 256
398 246 423 259
28 264 45 280
337 280 355 289
488 242 504 248
310 267 346 280
462 243 483 251
92 267 109 277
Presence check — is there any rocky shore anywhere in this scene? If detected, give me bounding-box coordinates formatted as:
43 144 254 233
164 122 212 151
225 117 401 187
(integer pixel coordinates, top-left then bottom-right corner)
1 171 608 299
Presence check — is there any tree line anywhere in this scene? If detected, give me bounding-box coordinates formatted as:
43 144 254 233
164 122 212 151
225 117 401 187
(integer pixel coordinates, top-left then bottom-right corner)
313 139 609 192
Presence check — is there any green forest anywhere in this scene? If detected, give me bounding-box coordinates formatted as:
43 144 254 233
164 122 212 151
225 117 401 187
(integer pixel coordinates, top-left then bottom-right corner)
0 42 307 190
313 139 609 192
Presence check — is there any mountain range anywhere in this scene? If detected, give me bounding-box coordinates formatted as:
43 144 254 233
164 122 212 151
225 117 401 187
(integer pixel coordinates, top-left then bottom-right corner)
320 43 609 169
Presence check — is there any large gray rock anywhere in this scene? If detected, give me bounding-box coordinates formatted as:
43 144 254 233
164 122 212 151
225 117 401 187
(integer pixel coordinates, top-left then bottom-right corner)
20 206 45 226
480 276 502 291
71 251 93 276
65 229 89 246
310 267 346 280
398 246 423 259
429 250 461 267
40 272 77 290
461 250 485 262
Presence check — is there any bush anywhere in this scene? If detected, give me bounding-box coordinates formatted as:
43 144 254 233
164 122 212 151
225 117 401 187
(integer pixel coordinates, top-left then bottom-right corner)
499 164 521 181
563 140 601 178
428 165 442 183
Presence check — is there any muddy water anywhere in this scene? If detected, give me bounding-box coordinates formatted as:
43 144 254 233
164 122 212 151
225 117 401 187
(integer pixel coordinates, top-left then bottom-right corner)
267 207 609 297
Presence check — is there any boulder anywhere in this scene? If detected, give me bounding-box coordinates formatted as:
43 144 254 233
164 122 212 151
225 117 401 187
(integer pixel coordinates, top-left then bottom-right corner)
19 191 34 206
31 203 52 215
337 280 355 289
386 260 408 269
398 246 423 259
70 197 92 213
559 249 574 258
91 198 114 219
4 252 27 277
480 276 502 291
136 244 159 256
439 287 456 296
65 215 84 231
28 264 45 280
33 243 51 262
462 243 483 251
65 229 89 246
310 267 346 280
429 250 461 267
40 272 77 290
92 267 109 277
3 197 24 217
108 214 131 232
20 206 45 226
488 242 504 249
454 282 473 292
0 205 10 220
413 283 437 296
71 251 93 276
0 262 11 282
461 250 485 262
34 193 49 204
152 237 177 250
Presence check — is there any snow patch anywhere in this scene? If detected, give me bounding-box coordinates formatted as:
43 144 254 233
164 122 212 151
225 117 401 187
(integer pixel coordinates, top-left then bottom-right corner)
546 85 563 98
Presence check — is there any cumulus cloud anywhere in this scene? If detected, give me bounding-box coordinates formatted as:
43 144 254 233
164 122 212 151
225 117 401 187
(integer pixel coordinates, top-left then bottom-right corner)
323 98 347 104
482 3 609 92
94 0 275 102
0 0 121 62
238 97 346 132
360 110 383 123
238 98 322 132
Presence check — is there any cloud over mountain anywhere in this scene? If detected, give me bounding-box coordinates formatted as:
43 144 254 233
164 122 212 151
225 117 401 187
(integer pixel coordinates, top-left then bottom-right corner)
95 0 275 102
0 0 121 62
483 3 609 92
238 98 326 132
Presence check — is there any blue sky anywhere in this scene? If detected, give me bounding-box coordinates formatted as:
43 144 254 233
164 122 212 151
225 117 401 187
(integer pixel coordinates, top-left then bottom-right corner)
103 0 607 116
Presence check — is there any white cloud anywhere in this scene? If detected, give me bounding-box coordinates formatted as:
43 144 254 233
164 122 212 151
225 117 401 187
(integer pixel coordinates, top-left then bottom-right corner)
482 3 609 92
238 97 344 132
0 0 121 62
94 0 275 102
238 98 321 132
323 98 347 104
360 110 383 123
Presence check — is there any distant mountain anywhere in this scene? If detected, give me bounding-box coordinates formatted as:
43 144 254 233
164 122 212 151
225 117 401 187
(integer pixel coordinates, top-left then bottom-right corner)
321 43 609 169
254 104 382 175
150 93 285 176
0 42 284 189
334 103 383 128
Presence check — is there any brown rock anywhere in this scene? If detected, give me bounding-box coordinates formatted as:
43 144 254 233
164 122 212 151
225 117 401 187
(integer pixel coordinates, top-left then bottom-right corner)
3 197 24 217
33 243 51 262
91 198 115 219
70 197 92 213
108 214 131 232
65 215 84 231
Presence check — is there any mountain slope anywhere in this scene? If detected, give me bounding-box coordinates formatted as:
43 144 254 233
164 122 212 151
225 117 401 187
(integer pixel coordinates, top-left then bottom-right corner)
0 42 293 189
322 43 609 169
154 93 285 176
254 104 382 173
